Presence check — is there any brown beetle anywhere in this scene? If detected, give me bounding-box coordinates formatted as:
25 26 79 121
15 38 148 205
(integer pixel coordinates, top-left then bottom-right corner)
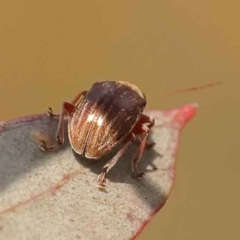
40 81 155 188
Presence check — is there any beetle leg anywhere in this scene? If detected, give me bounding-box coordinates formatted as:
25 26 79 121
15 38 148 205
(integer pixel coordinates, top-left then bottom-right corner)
131 125 150 178
139 135 155 148
131 115 155 178
140 113 155 129
39 102 75 152
97 133 136 188
135 113 155 148
46 90 88 117
71 90 88 105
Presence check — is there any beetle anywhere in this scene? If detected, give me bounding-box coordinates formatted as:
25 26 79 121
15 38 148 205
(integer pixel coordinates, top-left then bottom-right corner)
39 80 155 188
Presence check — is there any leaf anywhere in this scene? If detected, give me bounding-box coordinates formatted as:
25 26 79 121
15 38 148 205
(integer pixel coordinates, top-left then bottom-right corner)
0 103 197 240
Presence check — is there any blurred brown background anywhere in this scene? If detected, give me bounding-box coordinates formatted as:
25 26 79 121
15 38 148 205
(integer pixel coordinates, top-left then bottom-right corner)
0 1 239 239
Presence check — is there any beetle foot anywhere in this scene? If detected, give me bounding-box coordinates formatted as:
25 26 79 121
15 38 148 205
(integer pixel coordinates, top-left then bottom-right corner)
46 107 54 117
39 140 54 152
132 172 145 179
97 173 107 188
46 107 60 118
97 182 106 189
39 140 48 151
38 138 61 152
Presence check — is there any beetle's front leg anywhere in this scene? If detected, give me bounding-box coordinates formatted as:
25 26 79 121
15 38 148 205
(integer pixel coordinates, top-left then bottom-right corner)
131 114 155 178
39 102 74 152
131 125 150 178
97 134 135 188
137 113 155 148
46 90 88 118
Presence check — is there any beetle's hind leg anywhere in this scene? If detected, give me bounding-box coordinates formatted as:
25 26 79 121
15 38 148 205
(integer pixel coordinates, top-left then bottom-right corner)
97 134 135 188
131 114 155 179
39 102 74 152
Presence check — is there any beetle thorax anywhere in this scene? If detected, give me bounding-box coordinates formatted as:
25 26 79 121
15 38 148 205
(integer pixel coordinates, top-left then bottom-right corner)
118 81 145 99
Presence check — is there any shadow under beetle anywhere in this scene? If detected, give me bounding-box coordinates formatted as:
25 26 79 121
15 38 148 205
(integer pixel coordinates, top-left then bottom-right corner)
40 81 155 188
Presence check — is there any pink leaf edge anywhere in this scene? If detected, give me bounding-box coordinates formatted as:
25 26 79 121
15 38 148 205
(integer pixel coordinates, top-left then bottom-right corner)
131 103 198 239
0 103 197 240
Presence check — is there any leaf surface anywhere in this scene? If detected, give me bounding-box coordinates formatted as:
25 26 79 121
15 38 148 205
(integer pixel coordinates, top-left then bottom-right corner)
0 103 197 240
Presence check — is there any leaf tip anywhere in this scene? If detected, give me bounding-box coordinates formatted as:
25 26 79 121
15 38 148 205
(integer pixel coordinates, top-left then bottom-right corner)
171 103 198 129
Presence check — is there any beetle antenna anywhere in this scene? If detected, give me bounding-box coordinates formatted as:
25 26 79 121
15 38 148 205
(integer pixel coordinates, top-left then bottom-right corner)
159 81 222 99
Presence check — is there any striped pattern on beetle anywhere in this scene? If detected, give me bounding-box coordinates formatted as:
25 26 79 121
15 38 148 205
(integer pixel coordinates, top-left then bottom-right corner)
40 80 155 188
